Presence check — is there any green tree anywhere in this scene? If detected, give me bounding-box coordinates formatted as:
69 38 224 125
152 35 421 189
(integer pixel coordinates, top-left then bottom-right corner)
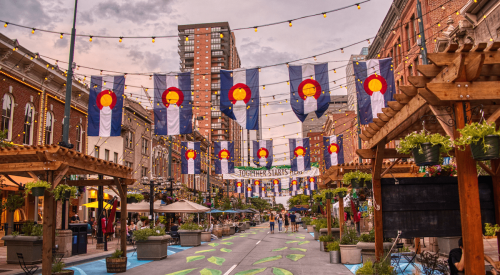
0 130 12 148
3 194 24 234
250 198 271 221
287 194 310 208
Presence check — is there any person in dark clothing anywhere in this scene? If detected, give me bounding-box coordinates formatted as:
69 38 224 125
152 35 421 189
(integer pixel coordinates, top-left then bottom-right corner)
448 237 464 275
170 224 179 232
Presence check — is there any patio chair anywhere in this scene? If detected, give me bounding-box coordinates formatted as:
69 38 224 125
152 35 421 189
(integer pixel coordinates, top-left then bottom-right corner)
169 231 180 245
17 253 38 275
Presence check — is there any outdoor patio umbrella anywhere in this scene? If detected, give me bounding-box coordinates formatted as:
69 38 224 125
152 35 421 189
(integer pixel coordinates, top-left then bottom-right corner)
288 207 299 212
82 201 119 210
222 210 238 213
127 200 162 212
206 209 223 213
155 199 210 213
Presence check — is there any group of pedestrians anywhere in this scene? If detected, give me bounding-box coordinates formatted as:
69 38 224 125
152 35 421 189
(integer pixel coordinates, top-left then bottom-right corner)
269 211 301 233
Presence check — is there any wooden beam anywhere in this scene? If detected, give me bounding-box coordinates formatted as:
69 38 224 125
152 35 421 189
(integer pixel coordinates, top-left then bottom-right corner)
417 64 442 78
115 178 127 254
356 149 410 159
466 53 485 82
35 151 48 162
471 43 488 52
387 101 404 111
418 88 444 105
364 127 377 136
458 43 474 52
27 172 39 182
485 41 500 52
66 179 135 186
53 165 69 189
369 123 381 131
359 133 370 141
42 171 54 275
399 85 418 97
0 161 63 173
427 51 500 66
429 105 455 140
377 113 390 122
382 107 397 117
408 76 430 88
373 118 386 128
372 140 385 260
394 94 411 104
380 158 402 177
453 101 485 274
363 130 374 138
487 108 500 124
426 81 500 101
478 161 495 176
366 95 428 149
444 43 459 53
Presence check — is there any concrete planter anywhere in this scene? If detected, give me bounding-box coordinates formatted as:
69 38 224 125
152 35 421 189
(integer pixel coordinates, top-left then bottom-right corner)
356 242 394 264
229 226 235 235
178 230 202 247
52 270 74 275
313 226 319 240
55 230 72 258
437 237 461 256
135 235 171 260
339 244 362 264
245 221 250 228
302 223 307 229
2 235 43 264
201 232 211 242
307 225 314 232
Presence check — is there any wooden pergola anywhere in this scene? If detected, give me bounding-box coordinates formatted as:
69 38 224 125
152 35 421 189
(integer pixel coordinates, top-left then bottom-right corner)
0 145 135 275
353 42 500 274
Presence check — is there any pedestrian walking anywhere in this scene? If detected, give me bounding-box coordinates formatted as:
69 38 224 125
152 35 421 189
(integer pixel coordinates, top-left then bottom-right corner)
278 214 283 232
269 213 275 234
284 214 289 233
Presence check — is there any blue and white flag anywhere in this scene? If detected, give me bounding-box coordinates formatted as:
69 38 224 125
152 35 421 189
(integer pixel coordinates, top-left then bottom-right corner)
245 184 253 198
154 73 192 135
353 58 395 124
289 138 311 172
214 141 234 174
323 134 344 169
88 75 125 137
181 141 201 175
253 179 262 197
234 180 243 194
260 185 267 198
304 188 311 196
253 140 273 169
289 63 330 122
272 179 282 196
307 177 318 191
220 69 259 130
290 177 299 192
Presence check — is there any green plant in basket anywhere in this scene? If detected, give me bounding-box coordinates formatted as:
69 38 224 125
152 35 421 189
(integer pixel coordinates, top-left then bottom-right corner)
342 171 371 185
110 249 124 259
326 241 340 252
24 181 51 197
53 185 78 201
485 223 500 236
319 234 334 242
127 193 144 202
333 187 348 197
397 131 453 155
454 121 500 150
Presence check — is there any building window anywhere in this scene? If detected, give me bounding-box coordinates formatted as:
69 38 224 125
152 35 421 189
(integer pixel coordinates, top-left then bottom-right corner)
125 161 133 168
23 103 34 145
105 149 110 161
141 167 148 178
114 152 118 163
94 146 100 158
412 15 418 44
406 24 411 50
76 124 82 152
142 138 149 155
1 94 13 140
45 111 54 144
126 132 133 148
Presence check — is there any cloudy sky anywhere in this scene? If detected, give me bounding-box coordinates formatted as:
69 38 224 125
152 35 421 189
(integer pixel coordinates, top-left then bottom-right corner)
1 0 392 165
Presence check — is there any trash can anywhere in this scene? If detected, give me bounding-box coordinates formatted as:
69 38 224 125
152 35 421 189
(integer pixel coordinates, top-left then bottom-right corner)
69 223 88 255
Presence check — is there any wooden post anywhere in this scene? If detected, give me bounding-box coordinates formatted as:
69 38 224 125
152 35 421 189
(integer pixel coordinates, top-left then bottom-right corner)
42 171 54 275
339 181 344 237
327 197 331 236
372 140 385 260
415 238 421 254
491 159 500 261
115 180 128 254
453 101 485 274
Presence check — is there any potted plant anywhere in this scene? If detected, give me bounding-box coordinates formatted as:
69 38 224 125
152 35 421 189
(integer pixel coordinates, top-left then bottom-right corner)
24 181 51 197
53 185 77 201
319 234 334 252
126 193 144 204
133 226 170 260
427 164 457 177
454 121 500 160
397 131 453 166
343 171 371 189
106 249 127 273
52 261 74 275
178 222 203 247
2 221 43 264
333 187 348 198
327 241 340 264
356 229 394 264
339 226 361 264
355 258 394 275
485 223 500 239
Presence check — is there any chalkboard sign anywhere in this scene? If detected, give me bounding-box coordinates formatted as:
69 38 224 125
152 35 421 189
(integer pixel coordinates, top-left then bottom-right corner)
381 176 495 238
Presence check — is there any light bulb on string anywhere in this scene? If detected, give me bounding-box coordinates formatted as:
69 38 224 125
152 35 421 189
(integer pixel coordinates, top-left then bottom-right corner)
289 21 292 27
314 56 317 61
89 36 93 42
31 28 35 34
119 37 123 43
4 22 8 28
357 4 361 9
152 37 156 43
341 48 344 53
60 33 64 39
220 33 223 38
323 13 327 18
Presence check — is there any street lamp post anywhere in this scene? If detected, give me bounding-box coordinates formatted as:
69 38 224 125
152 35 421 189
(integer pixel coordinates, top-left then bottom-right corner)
140 176 165 226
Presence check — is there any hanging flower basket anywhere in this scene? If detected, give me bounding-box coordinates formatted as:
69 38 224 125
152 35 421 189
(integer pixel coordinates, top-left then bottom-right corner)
64 190 72 199
470 135 500 161
364 180 372 189
127 197 138 204
31 187 46 197
350 179 364 189
412 143 441 166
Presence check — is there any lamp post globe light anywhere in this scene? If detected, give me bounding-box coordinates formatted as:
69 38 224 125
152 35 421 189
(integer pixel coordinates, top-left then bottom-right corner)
140 176 166 225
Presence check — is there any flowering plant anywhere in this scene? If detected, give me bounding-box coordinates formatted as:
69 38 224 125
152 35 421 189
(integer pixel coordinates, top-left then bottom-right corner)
205 202 212 207
427 164 457 177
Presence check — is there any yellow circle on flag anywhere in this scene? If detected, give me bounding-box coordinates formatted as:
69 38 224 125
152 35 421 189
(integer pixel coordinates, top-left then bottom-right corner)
233 88 246 101
368 78 383 92
302 83 316 97
187 151 195 159
259 150 267 158
220 151 229 159
296 148 304 155
100 94 113 107
166 91 180 104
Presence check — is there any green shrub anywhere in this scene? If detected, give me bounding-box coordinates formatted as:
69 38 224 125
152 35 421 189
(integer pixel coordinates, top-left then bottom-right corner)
301 217 312 225
333 187 349 197
21 222 43 237
179 222 204 231
485 223 500 236
127 193 145 202
53 185 77 201
132 226 165 241
355 257 395 275
397 131 453 155
319 234 334 242
455 121 500 152
326 241 340 252
340 226 359 245
359 230 375 243
356 260 375 274
342 171 372 185
140 216 148 221
24 181 51 197
110 249 123 259
11 231 19 236
52 261 65 273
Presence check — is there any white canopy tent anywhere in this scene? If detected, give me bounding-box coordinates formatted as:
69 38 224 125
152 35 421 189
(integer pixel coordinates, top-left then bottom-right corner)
127 200 163 212
155 199 209 213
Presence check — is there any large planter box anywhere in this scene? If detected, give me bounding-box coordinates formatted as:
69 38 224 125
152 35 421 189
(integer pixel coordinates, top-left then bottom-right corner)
201 232 211 242
229 226 235 235
319 228 340 239
340 244 361 264
307 225 314 232
356 242 394 264
178 230 202 247
313 226 319 240
2 235 43 264
437 237 461 256
135 235 171 260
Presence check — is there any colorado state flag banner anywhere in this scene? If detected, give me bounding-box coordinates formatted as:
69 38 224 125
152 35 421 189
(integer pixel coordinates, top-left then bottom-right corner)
234 180 243 193
220 68 259 130
304 184 311 195
323 134 344 169
353 58 395 124
214 141 234 174
307 177 318 191
289 138 311 172
245 184 253 198
290 177 299 191
260 185 267 198
253 179 262 197
272 179 282 196
88 75 125 137
181 141 201 174
289 63 330 122
253 140 273 169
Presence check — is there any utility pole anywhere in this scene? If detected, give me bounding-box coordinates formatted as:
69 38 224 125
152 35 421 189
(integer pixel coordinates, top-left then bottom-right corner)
416 0 429 65
60 0 78 149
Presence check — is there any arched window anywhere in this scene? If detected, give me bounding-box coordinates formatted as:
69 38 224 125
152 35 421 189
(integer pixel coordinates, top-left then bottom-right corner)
45 111 54 145
23 103 34 145
1 94 13 140
76 124 82 152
